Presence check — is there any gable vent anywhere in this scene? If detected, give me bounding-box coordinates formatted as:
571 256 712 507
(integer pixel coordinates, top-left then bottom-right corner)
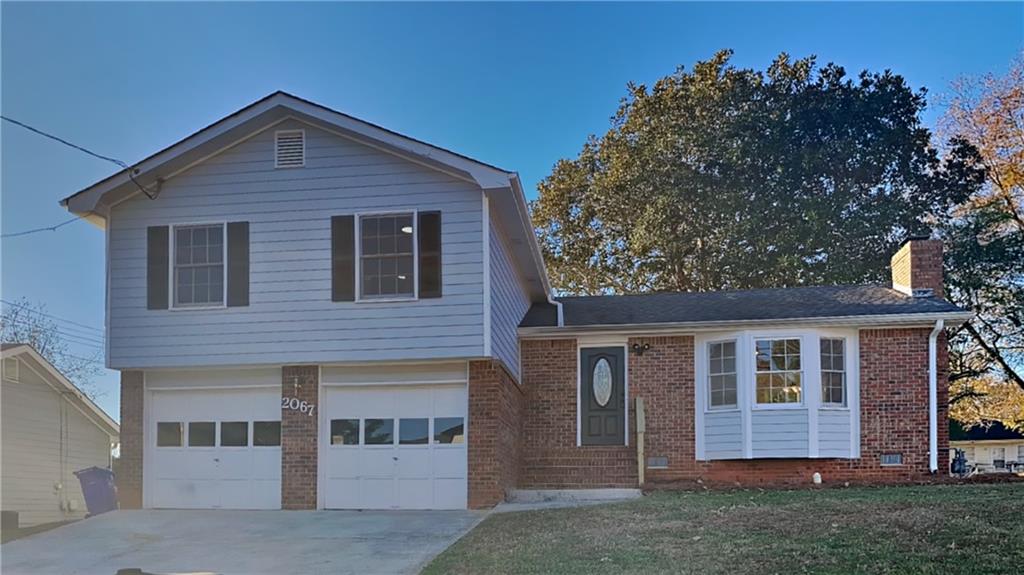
275 130 305 168
2 357 19 382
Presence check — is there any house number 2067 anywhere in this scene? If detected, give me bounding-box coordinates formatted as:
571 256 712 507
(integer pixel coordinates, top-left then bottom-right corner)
282 397 315 416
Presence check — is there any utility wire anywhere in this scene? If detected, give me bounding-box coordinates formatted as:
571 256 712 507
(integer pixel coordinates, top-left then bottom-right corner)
0 114 158 239
3 318 105 347
0 298 105 334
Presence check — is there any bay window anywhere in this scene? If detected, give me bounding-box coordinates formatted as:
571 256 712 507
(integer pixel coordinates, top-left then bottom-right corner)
707 341 737 408
820 338 847 407
754 338 802 405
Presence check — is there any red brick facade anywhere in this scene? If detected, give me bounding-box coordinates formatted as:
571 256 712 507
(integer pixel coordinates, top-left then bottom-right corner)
467 359 525 508
516 328 949 490
281 365 319 509
891 238 944 299
117 370 145 509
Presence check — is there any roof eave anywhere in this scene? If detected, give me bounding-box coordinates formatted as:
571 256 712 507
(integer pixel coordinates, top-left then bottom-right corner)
518 310 975 338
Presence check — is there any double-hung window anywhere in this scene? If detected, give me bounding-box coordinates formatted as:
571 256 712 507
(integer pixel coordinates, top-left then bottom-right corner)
755 338 802 405
707 341 737 408
359 214 415 299
820 338 846 407
173 224 225 307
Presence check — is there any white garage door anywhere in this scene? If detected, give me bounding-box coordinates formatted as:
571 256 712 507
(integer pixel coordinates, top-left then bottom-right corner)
147 388 281 509
322 385 467 510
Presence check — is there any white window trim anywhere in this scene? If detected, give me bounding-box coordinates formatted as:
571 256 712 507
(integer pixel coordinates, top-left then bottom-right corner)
694 328 860 461
274 129 305 169
576 337 629 447
354 210 419 303
820 336 849 409
168 221 228 311
751 335 806 410
706 338 739 411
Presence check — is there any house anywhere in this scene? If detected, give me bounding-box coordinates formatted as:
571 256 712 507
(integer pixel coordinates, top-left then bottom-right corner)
61 91 973 511
950 420 1024 474
1 344 119 526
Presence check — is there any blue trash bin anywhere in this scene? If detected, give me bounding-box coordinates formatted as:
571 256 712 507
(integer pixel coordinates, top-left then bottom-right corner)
74 466 118 516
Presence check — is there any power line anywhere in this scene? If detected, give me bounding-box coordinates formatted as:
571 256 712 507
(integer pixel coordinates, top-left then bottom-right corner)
2 216 84 239
0 299 104 334
0 114 158 239
3 318 105 346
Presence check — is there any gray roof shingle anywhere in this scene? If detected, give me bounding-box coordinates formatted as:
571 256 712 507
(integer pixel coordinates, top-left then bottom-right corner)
520 284 967 328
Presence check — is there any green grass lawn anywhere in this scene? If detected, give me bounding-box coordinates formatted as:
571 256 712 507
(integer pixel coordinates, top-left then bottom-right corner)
425 484 1023 575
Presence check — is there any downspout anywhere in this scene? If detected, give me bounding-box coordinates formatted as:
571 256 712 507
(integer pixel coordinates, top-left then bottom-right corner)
548 295 564 327
928 319 944 473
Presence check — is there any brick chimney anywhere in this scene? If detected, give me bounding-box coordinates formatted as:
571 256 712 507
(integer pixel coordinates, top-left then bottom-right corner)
890 235 944 298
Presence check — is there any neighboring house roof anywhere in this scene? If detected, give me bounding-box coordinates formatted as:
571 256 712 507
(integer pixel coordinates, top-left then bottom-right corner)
521 284 972 332
60 91 551 300
950 420 1024 442
1 344 119 439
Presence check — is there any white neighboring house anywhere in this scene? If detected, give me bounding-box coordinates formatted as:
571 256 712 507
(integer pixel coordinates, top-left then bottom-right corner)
1 344 119 527
950 420 1024 474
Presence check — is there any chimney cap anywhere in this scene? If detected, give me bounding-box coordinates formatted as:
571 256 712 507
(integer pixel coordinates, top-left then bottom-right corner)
899 232 933 248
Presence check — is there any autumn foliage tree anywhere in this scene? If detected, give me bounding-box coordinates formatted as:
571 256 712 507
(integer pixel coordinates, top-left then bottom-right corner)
940 56 1024 430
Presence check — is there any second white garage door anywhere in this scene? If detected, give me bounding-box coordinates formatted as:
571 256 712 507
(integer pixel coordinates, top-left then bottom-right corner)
322 384 467 510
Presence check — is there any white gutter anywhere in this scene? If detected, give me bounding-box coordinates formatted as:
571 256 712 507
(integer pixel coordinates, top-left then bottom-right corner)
548 296 564 327
519 311 973 338
928 319 944 473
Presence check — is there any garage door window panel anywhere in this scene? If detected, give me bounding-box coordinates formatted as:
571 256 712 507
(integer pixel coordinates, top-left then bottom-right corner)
364 418 395 445
188 422 216 447
157 422 183 447
253 421 281 447
330 419 360 445
221 421 249 447
399 418 429 445
433 417 464 445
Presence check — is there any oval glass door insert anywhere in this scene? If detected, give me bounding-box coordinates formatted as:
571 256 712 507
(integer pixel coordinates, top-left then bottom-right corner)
592 358 613 407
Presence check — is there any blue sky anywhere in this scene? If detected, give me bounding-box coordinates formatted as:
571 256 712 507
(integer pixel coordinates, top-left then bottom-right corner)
2 2 1021 419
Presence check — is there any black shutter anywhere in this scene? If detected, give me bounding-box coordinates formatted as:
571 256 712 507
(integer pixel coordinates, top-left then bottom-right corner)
147 226 169 310
226 221 249 307
331 215 356 301
418 211 442 298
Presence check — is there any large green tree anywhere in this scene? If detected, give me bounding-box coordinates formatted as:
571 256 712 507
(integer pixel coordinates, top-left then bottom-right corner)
532 50 984 294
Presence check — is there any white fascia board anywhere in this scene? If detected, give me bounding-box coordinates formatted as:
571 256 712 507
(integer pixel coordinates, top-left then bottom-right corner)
518 311 974 338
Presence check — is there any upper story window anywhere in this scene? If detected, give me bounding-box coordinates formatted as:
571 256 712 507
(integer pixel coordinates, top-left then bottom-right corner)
820 338 846 407
360 213 415 299
755 338 802 405
174 224 225 307
708 341 737 408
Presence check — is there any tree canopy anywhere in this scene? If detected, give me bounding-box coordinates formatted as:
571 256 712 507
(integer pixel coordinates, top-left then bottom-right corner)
532 50 984 294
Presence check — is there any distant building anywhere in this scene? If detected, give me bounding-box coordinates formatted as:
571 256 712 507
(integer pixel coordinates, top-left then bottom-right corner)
950 420 1024 474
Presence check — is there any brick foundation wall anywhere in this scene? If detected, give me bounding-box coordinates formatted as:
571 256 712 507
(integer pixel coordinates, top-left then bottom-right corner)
519 328 948 488
467 359 525 508
118 370 145 509
281 365 318 509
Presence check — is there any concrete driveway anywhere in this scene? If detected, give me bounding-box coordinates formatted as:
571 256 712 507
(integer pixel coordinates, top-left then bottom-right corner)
1 509 483 575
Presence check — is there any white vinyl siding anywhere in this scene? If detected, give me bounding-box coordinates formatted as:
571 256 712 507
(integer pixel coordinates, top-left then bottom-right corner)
107 120 485 368
0 358 113 526
751 410 809 458
489 219 531 380
704 410 743 459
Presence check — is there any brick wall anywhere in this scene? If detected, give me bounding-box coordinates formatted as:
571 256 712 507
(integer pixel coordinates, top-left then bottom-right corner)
467 359 525 508
281 365 318 509
891 238 944 298
117 370 145 509
519 328 948 488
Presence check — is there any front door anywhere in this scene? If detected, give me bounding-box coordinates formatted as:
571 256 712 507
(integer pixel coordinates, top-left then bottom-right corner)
580 347 626 445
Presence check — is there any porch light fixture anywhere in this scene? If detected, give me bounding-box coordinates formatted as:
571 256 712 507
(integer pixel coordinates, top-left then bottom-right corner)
631 342 651 356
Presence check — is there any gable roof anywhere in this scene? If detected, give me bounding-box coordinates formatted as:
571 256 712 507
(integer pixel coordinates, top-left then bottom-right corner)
950 420 1024 442
60 91 551 300
1 344 119 439
521 284 972 333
